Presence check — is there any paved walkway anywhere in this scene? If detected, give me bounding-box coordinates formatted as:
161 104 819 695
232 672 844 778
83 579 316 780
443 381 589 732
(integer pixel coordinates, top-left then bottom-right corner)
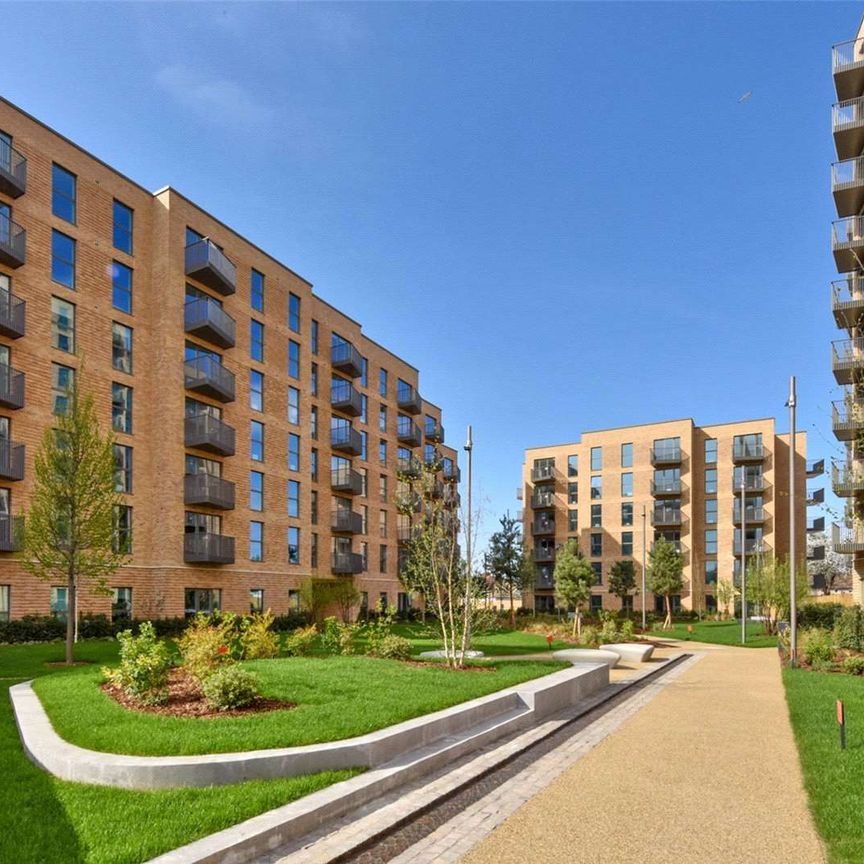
399 644 824 864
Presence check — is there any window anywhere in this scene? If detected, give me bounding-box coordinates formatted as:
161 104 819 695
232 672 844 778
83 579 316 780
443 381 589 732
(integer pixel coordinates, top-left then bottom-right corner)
311 319 319 354
379 405 387 432
288 526 300 564
250 521 263 561
249 589 264 614
112 383 132 433
590 533 602 557
379 368 388 397
621 443 633 468
186 454 220 477
250 471 264 511
622 532 633 555
248 320 264 363
51 230 76 288
360 357 368 388
361 504 368 533
288 340 300 379
289 293 301 333
288 432 300 471
379 543 388 573
654 436 681 461
52 364 75 415
591 504 602 527
360 394 368 424
568 454 579 476
590 476 602 499
379 509 388 539
568 482 578 505
705 498 717 524
705 560 718 584
288 479 300 518
620 472 633 497
361 430 368 461
705 468 717 494
379 439 387 465
380 474 388 502
590 594 603 613
251 421 265 461
705 529 717 555
310 489 318 525
310 362 318 395
311 533 318 567
289 589 301 610
114 505 132 553
622 502 633 526
287 386 299 424
705 438 717 464
51 297 75 353
310 405 318 440
113 444 133 493
184 588 221 617
251 269 264 312
734 433 763 459
243 370 262 413
568 509 578 532
112 587 132 621
112 261 133 313
310 447 318 481
51 586 68 620
52 163 76 223
112 322 133 373
112 200 133 254
591 562 602 585
590 447 602 471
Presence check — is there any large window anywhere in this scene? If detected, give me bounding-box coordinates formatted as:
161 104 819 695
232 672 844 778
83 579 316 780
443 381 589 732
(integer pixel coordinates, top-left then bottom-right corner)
705 498 717 524
705 560 718 584
379 368 388 397
621 502 633 526
112 322 133 373
705 529 717 555
113 200 133 254
568 454 578 476
251 269 264 312
249 521 263 561
568 509 578 532
184 588 221 617
620 472 633 497
590 476 602 499
621 443 633 468
112 383 132 433
52 364 75 415
590 446 602 471
250 470 264 511
288 526 300 564
112 261 133 313
51 297 75 353
251 421 265 462
288 479 300 518
288 385 299 425
51 230 76 289
113 444 133 493
622 532 633 555
591 563 602 586
590 533 602 557
288 432 300 471
52 163 76 223
114 505 132 553
250 370 264 412
591 504 602 527
249 589 264 614
311 319 319 354
0 584 9 623
705 438 717 464
288 340 300 379
50 586 68 620
289 293 301 333
705 468 717 494
568 482 578 504
250 319 264 362
112 587 132 621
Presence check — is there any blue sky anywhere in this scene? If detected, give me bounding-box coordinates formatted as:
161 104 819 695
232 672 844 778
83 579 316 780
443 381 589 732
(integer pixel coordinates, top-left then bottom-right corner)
3 1 857 549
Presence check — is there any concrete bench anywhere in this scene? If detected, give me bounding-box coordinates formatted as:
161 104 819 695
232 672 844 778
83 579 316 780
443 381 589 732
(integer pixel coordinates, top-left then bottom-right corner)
604 643 654 663
552 648 620 668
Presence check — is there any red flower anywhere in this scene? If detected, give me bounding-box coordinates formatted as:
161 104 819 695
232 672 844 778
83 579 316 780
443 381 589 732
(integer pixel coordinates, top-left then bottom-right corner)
217 645 229 655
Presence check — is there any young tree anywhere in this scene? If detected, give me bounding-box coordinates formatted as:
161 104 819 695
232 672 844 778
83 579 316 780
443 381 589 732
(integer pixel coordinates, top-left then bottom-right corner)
715 578 737 620
608 560 636 614
647 537 684 630
553 539 593 638
484 513 530 627
807 529 852 594
20 377 127 664
746 554 809 635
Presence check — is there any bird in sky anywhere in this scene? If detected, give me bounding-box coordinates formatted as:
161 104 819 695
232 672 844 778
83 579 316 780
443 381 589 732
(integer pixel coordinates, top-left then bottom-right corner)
738 91 753 103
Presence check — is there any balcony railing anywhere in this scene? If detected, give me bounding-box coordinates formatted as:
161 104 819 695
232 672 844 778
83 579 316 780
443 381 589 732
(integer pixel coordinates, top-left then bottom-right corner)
185 239 236 296
331 466 363 495
0 140 26 198
184 413 236 456
733 538 770 556
443 463 461 483
535 574 555 591
832 157 864 217
832 337 864 384
732 442 765 462
395 491 423 513
332 552 363 575
184 356 235 403
183 532 235 564
331 509 363 534
807 459 825 478
832 276 864 330
0 289 25 340
331 341 363 378
807 516 825 533
184 474 235 510
397 419 422 447
833 38 864 100
832 400 864 441
0 363 24 410
184 298 236 349
0 514 22 552
733 475 765 493
832 460 864 496
532 517 556 535
397 384 423 415
832 217 864 272
808 545 826 562
833 98 864 160
732 505 765 524
443 485 460 508
397 455 423 478
651 478 682 496
834 521 864 553
533 547 555 563
425 420 444 443
0 213 26 269
650 445 682 466
651 509 684 527
331 425 362 456
531 464 556 483
331 380 362 417
651 540 688 556
0 441 25 481
807 487 825 505
530 491 555 509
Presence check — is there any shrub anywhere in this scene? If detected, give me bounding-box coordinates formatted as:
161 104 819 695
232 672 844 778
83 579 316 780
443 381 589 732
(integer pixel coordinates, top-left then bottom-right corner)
834 607 864 652
620 619 635 641
843 655 864 676
365 605 396 656
374 634 412 661
201 665 260 710
0 614 67 644
598 612 620 645
471 606 501 635
580 625 599 648
285 624 318 656
802 628 836 670
177 613 237 682
103 621 172 705
271 611 311 632
240 610 279 660
798 604 847 631
320 616 355 655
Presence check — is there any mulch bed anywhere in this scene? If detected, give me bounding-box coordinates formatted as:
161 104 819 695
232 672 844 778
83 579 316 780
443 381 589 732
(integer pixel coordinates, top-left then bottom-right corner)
403 660 497 672
102 668 294 719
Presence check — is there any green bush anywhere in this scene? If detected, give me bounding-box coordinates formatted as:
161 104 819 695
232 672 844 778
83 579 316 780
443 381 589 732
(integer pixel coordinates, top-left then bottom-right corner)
620 619 635 641
240 610 279 660
803 628 836 670
201 665 260 710
843 655 864 676
285 625 318 656
103 621 172 705
834 607 864 652
271 611 311 632
798 603 847 630
177 613 237 682
365 605 396 656
320 616 355 655
598 612 620 644
580 625 599 648
374 634 412 661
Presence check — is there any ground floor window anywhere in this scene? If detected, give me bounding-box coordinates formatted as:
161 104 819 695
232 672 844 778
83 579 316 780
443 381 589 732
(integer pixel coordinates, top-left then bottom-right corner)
0 584 8 622
655 594 681 614
705 593 716 613
51 586 68 620
360 591 369 619
288 589 300 611
184 587 221 617
590 594 603 614
535 594 555 613
112 587 132 621
621 594 633 615
378 591 388 613
397 591 410 614
250 588 264 614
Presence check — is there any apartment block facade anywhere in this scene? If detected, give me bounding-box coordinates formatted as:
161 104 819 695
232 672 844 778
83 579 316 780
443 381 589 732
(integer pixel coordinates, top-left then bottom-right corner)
0 98 459 622
521 418 807 614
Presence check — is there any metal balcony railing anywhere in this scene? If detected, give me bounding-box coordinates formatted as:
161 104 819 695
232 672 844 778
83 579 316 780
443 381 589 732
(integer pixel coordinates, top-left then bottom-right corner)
732 441 765 462
184 298 236 349
650 445 682 466
531 490 555 509
0 514 22 552
331 425 362 455
832 217 864 272
332 552 363 575
185 239 236 296
733 538 770 556
832 460 864 496
733 475 765 493
0 363 24 410
395 491 423 513
397 384 423 415
331 380 362 417
184 413 236 456
832 277 864 329
833 156 864 190
807 459 825 478
832 400 864 441
0 212 26 269
0 140 26 198
807 516 825 533
397 455 423 478
834 521 864 553
397 418 422 447
331 467 363 495
0 441 24 481
651 478 682 496
532 517 556 535
833 38 864 100
184 356 235 403
651 509 684 527
535 574 555 591
0 289 25 340
533 547 555 563
832 338 864 384
184 473 235 510
331 341 363 378
425 420 444 442
443 463 461 483
732 505 765 524
531 464 556 483
183 532 235 564
331 509 363 534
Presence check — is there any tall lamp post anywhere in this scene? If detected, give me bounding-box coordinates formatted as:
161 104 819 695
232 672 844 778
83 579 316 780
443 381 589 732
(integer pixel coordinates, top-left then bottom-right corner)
740 476 747 646
641 503 648 630
787 376 798 667
464 426 473 581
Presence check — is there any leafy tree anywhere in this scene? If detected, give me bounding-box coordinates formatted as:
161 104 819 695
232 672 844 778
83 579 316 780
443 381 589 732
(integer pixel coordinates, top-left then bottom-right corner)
746 554 809 635
807 530 852 594
553 539 593 638
20 376 127 664
715 578 737 620
484 513 530 626
608 560 636 614
299 578 361 623
647 537 684 630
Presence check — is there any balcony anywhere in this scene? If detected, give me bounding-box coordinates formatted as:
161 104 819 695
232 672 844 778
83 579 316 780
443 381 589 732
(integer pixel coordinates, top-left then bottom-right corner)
185 239 236 296
834 521 864 553
734 475 765 493
651 478 682 496
397 384 423 415
0 514 21 552
331 341 363 378
650 445 682 466
443 485 460 509
184 356 235 403
425 420 444 443
832 218 864 273
832 277 864 331
184 298 236 349
0 142 26 198
184 474 235 510
183 532 235 564
395 490 423 513
832 400 864 442
833 158 864 217
833 98 864 160
531 464 556 483
443 463 461 483
530 490 555 509
0 289 25 339
807 488 825 506
733 538 770 556
331 426 362 456
535 573 555 591
732 442 765 462
807 459 825 479
397 419 422 447
429 480 444 499
331 509 363 534
651 540 688 556
331 466 363 495
0 363 24 410
332 552 363 575
533 546 555 563
832 338 864 384
807 516 825 533
732 505 766 525
330 380 362 417
184 413 236 456
808 545 826 562
397 455 423 478
0 213 25 269
651 508 683 527
397 525 421 543
834 38 864 100
0 441 24 481
532 516 556 535
832 460 864 496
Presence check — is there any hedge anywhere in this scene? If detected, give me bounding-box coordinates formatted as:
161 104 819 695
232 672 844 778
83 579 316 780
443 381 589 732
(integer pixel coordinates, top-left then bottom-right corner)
797 603 848 631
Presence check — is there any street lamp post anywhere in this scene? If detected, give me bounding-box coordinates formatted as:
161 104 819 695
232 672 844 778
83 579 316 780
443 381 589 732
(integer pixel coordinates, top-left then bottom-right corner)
740 477 747 646
464 426 473 580
787 376 798 667
641 503 647 630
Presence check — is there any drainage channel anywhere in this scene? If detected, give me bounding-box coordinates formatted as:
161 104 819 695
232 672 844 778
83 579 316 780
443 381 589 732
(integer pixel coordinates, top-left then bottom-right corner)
336 654 691 864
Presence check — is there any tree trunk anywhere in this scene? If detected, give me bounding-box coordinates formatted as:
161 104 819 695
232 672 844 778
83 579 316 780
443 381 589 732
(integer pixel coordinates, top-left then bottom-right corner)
664 594 672 631
509 584 515 628
65 571 75 665
571 608 577 639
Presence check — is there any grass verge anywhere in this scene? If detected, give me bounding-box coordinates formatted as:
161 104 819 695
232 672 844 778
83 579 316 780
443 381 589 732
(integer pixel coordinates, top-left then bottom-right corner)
649 619 777 648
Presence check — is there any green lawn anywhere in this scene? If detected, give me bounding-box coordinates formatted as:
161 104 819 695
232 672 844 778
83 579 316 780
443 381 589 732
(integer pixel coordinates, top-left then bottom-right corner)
370 623 571 656
784 668 864 864
34 654 565 756
649 619 777 648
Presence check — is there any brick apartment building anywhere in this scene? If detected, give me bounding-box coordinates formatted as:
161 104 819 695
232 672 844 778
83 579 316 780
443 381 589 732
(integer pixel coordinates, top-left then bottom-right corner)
0 97 459 623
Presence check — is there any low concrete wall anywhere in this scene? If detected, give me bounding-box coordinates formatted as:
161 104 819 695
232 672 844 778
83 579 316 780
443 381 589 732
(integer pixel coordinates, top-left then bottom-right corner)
11 662 609 790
